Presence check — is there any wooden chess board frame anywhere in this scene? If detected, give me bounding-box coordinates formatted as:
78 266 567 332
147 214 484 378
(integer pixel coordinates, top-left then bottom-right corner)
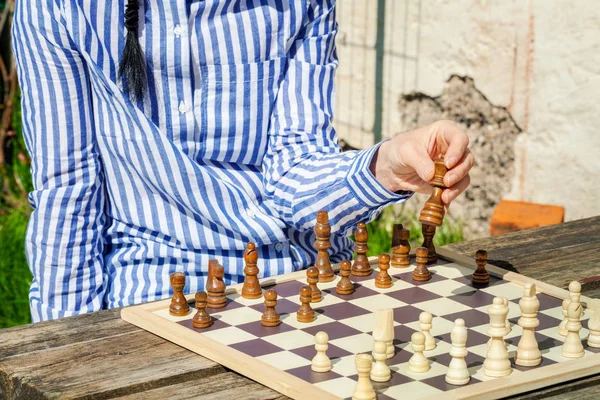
121 248 600 400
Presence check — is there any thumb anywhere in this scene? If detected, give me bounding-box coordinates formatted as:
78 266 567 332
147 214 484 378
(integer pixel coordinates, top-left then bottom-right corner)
400 144 436 183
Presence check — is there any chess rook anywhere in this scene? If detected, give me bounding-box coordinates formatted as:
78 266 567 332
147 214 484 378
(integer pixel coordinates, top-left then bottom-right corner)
352 354 376 400
515 283 541 367
192 291 212 328
306 266 322 303
206 260 227 309
169 272 190 316
421 224 437 264
297 285 315 323
375 254 393 288
418 159 447 227
352 222 371 276
336 259 355 295
241 242 262 299
472 249 490 285
314 210 334 282
445 318 470 386
261 289 281 327
391 226 411 268
413 247 431 282
311 331 332 372
483 297 512 377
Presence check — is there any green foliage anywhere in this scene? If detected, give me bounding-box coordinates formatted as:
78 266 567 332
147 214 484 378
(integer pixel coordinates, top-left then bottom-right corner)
365 206 464 257
0 208 32 327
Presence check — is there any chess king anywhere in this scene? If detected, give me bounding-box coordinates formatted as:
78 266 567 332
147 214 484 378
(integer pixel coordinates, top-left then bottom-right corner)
14 0 475 321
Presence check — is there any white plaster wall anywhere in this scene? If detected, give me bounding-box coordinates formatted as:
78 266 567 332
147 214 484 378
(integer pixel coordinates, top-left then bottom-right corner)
335 0 600 221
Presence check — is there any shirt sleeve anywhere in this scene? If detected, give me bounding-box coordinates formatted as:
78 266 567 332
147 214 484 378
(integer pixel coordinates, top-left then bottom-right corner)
12 0 106 322
262 0 412 235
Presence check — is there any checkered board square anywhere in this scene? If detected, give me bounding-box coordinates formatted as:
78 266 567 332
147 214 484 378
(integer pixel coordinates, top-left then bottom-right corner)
123 256 600 400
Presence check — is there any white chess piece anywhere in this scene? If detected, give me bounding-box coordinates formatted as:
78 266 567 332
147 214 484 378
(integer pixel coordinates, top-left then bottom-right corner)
370 340 391 382
311 331 332 372
483 297 512 377
419 311 436 351
487 296 510 351
352 354 376 400
562 301 584 358
515 283 541 367
373 309 395 359
445 318 470 385
587 300 600 348
560 281 582 336
408 332 430 373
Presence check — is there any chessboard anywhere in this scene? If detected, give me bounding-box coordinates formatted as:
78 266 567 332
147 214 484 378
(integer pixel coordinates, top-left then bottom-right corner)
121 247 600 400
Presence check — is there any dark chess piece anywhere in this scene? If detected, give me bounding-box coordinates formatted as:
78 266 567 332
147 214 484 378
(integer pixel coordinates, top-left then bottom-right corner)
352 222 371 276
242 242 262 299
375 254 393 289
261 289 281 327
336 259 355 295
314 210 334 282
421 224 437 264
169 272 190 316
419 159 447 227
306 266 323 303
206 259 227 309
391 226 411 268
472 249 490 284
192 291 212 328
297 286 315 323
412 247 431 282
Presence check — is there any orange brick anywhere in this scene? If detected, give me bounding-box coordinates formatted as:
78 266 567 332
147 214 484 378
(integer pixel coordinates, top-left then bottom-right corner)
490 200 565 236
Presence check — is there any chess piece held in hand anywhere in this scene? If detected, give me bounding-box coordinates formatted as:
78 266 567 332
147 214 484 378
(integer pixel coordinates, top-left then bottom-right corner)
418 158 447 227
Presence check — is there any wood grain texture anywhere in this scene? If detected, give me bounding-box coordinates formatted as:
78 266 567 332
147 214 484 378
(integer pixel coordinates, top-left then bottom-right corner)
1 216 599 399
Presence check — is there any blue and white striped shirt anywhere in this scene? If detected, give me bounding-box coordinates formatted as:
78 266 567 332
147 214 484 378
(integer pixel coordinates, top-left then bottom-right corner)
13 0 411 322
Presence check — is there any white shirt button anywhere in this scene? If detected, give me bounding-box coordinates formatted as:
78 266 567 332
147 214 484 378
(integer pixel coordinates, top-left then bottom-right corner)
173 25 183 37
275 243 284 252
178 101 188 114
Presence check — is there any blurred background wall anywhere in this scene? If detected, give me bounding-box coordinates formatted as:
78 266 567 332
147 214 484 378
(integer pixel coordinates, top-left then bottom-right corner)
334 0 600 238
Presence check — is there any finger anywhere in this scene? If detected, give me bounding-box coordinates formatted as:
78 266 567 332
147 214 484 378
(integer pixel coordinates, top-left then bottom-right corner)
442 174 470 204
437 122 469 169
392 176 434 195
444 149 475 187
399 142 436 183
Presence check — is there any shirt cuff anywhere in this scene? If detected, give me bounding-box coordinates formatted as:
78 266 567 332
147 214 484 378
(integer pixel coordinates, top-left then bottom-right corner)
345 141 413 208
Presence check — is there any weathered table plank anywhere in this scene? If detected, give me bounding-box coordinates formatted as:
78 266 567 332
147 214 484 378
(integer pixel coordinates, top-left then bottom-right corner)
1 216 599 399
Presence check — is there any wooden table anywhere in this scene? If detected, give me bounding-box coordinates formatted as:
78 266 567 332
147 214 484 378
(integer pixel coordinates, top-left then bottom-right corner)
2 216 599 400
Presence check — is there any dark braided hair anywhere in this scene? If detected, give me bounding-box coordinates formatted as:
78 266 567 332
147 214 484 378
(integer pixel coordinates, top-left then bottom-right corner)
119 0 146 101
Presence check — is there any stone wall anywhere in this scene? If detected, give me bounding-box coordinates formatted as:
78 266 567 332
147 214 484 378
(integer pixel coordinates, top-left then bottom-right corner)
334 0 600 238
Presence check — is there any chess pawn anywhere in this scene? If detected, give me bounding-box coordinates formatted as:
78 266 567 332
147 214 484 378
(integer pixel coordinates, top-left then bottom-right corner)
314 210 334 282
418 159 447 227
408 332 430 373
373 309 395 359
472 249 490 285
562 301 584 358
192 291 212 328
419 312 436 351
412 247 431 282
483 297 512 377
391 227 411 268
306 266 322 303
587 300 600 348
445 318 470 386
169 272 190 316
297 285 315 323
336 259 355 295
515 283 541 367
370 340 391 382
560 281 583 336
261 289 281 327
351 222 372 276
206 260 227 309
375 254 393 288
352 354 376 400
241 242 262 299
421 224 437 264
311 331 332 372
